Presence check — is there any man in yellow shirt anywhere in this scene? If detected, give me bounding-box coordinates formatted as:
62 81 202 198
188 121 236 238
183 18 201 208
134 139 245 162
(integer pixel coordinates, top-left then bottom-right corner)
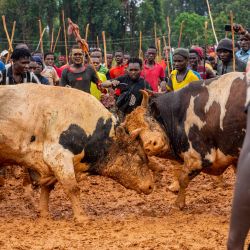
167 48 200 91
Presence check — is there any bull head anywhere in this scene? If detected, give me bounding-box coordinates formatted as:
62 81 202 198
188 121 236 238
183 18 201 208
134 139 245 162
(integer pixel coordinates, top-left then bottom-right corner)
121 90 169 157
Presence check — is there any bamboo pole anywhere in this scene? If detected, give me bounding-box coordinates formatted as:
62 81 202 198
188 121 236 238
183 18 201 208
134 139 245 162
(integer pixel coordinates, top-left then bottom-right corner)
204 21 208 77
85 23 89 42
102 31 107 68
154 22 157 49
206 0 218 45
96 35 99 48
166 16 173 70
6 20 16 63
178 21 184 48
52 27 61 53
50 26 54 52
163 36 170 78
62 10 68 64
139 31 143 59
38 19 44 54
230 11 235 72
157 38 162 62
2 16 13 52
35 28 46 52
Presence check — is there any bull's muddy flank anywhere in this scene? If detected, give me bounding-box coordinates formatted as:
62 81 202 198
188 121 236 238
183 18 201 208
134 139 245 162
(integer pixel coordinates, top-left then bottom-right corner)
59 118 113 164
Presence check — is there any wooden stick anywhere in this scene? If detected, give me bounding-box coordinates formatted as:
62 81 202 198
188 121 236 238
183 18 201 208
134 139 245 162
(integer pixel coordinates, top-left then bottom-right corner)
52 27 61 53
6 20 16 63
157 38 162 62
38 19 44 54
85 23 89 42
35 28 46 52
204 21 208 77
154 22 157 49
102 31 107 68
166 17 173 70
50 26 54 52
96 35 99 48
163 36 170 78
2 16 13 52
230 11 235 72
139 31 143 59
178 21 184 48
62 10 68 64
206 0 218 45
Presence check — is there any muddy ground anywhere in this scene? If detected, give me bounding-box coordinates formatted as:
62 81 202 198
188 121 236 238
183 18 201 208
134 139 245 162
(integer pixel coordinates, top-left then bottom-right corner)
0 162 249 250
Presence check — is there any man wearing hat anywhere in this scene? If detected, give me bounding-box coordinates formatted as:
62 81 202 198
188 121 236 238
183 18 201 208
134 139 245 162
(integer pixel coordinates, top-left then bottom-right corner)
166 48 200 91
216 38 246 75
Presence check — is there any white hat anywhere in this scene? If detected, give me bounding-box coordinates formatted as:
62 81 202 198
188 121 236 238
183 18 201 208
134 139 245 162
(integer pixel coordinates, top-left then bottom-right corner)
0 50 8 57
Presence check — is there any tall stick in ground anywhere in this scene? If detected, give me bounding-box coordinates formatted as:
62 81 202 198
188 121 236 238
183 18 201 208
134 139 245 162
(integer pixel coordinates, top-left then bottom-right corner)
230 11 235 72
62 10 68 64
206 0 218 45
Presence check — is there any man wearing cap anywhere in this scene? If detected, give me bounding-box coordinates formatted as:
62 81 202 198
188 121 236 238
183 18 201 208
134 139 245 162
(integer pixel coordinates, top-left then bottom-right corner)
216 38 246 75
166 48 200 91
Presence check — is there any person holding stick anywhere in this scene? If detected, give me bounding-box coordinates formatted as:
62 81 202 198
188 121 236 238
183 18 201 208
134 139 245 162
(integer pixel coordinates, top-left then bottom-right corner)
60 46 99 94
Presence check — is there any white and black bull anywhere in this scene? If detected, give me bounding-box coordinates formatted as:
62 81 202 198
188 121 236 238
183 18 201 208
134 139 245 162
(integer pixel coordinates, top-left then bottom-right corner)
0 84 163 221
123 72 247 209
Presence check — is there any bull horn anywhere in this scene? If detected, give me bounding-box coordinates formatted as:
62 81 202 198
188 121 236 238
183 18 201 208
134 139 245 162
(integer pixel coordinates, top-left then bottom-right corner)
130 128 143 141
140 89 149 108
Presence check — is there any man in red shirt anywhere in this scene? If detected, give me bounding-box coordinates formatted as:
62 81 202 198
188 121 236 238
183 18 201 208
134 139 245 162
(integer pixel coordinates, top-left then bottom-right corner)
109 50 126 79
141 46 166 92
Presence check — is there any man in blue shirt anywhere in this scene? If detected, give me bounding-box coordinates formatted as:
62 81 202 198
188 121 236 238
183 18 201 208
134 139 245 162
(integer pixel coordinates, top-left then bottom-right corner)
236 33 250 64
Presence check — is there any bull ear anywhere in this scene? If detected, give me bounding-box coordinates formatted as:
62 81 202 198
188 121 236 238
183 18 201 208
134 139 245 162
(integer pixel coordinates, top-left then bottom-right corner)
130 128 143 141
140 89 149 108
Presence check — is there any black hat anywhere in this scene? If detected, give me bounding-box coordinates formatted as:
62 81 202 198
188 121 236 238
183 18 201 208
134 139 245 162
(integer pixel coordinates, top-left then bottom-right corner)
216 38 233 52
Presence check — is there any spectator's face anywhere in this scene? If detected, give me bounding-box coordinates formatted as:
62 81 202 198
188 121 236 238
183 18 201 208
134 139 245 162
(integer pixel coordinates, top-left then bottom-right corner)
106 54 113 67
35 63 43 75
72 49 84 65
14 57 30 73
239 36 250 52
127 63 141 80
91 51 102 62
58 57 66 66
29 61 38 73
44 54 54 66
173 55 188 72
189 53 199 68
115 52 123 65
217 49 232 63
91 57 101 71
147 48 157 63
123 54 130 65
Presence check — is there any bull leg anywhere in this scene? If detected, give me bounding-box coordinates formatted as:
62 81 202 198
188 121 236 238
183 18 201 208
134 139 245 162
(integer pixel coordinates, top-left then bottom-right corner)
39 185 53 218
175 168 201 210
43 145 86 222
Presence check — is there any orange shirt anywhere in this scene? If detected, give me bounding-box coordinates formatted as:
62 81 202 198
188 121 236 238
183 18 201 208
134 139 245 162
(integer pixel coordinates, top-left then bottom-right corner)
109 64 126 79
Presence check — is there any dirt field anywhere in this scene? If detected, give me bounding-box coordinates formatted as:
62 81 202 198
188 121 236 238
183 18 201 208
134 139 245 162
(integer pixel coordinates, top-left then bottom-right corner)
0 163 249 250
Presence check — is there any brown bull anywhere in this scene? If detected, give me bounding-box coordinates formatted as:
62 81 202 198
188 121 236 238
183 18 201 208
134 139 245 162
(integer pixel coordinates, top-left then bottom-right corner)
0 84 155 221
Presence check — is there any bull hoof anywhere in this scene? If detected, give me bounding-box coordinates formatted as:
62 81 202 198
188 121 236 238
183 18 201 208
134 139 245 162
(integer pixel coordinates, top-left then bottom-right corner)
174 197 186 210
167 181 180 193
